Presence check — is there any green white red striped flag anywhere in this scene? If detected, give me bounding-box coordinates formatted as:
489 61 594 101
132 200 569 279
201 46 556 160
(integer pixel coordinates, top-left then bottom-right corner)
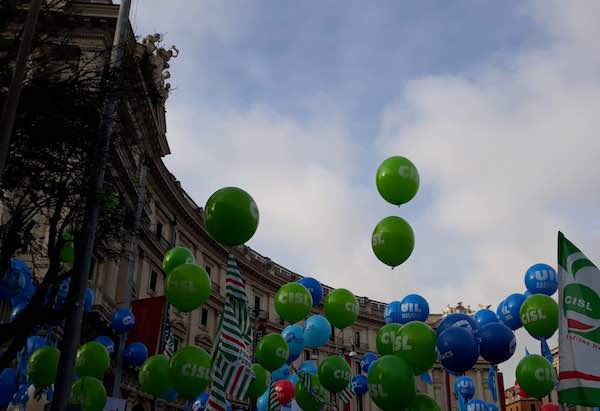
338 384 353 404
268 381 279 411
558 232 600 406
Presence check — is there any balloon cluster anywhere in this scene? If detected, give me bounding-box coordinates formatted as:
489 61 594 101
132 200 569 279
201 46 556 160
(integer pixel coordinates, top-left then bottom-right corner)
372 156 419 268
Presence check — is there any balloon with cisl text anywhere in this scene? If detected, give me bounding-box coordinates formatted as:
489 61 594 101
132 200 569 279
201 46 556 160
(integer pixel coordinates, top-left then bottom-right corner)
28 346 60 387
246 364 270 400
111 308 135 334
399 294 429 323
405 393 442 411
474 308 499 328
499 293 526 330
323 288 359 329
139 355 172 396
436 313 479 336
454 376 475 401
520 294 559 339
376 156 420 205
296 277 323 306
281 324 305 364
165 263 212 313
376 323 402 356
318 355 351 393
163 246 196 275
304 314 331 348
294 375 327 411
515 354 556 399
478 322 516 364
75 341 110 378
204 187 259 246
368 355 416 410
524 263 558 296
169 346 212 399
437 326 479 373
352 374 368 396
256 333 289 371
392 321 437 375
275 282 313 324
69 376 107 411
372 216 415 268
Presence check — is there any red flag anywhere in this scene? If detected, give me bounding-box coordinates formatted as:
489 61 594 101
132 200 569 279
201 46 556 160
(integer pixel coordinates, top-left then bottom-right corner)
128 296 166 354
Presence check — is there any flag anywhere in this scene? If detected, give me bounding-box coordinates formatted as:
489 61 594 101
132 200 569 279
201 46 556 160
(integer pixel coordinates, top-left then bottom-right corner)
162 321 175 358
268 382 280 411
339 384 353 404
206 255 255 411
558 232 600 406
129 296 166 354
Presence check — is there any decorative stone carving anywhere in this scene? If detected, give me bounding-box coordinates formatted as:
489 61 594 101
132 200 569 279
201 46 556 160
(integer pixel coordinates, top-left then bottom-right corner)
138 33 179 99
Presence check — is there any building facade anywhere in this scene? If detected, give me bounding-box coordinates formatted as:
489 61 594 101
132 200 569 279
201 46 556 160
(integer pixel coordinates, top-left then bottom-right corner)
1 2 499 411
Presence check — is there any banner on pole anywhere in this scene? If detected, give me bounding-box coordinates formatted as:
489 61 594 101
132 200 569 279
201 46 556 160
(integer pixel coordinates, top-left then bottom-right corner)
129 296 166 354
558 232 600 406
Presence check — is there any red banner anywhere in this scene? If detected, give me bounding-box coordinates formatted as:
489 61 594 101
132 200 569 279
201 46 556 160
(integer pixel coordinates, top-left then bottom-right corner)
128 296 166 354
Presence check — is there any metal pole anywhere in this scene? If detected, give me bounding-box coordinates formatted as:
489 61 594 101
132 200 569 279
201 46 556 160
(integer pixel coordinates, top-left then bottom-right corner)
50 2 132 410
112 161 148 398
0 0 43 183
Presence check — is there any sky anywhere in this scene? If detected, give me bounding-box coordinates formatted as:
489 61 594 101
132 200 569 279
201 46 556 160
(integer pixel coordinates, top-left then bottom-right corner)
131 0 600 386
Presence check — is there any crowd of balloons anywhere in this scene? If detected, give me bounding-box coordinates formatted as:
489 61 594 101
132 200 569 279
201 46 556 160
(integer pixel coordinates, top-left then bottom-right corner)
0 157 564 411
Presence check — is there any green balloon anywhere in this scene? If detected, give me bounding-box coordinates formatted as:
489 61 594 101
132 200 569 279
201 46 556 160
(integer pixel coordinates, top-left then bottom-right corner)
520 294 559 339
295 376 327 411
60 242 75 263
376 323 402 356
318 355 352 393
404 393 441 411
376 156 419 205
163 246 196 275
169 345 212 399
205 187 259 246
368 355 415 410
165 263 212 312
28 346 60 387
247 364 270 400
275 283 313 324
75 342 110 378
139 355 172 396
256 333 289 371
516 354 556 399
323 288 359 329
70 377 107 411
392 321 436 375
372 216 415 267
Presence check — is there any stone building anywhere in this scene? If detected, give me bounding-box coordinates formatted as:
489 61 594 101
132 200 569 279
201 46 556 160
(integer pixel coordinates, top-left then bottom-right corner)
1 1 499 410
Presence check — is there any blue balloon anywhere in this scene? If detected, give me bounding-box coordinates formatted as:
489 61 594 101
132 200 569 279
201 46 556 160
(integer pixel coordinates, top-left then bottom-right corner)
111 308 135 334
84 288 94 313
437 327 479 373
468 399 488 411
0 368 18 407
474 309 499 328
498 293 526 330
272 364 291 382
282 324 304 364
0 259 31 301
93 336 115 356
297 277 323 306
163 389 178 402
287 373 299 386
10 302 27 322
10 278 35 308
384 301 402 324
399 294 429 323
351 374 368 396
487 403 499 411
496 300 505 320
192 392 209 411
257 390 269 411
303 315 331 348
360 352 378 373
367 359 378 374
437 313 479 336
479 322 516 364
226 401 232 411
454 376 475 401
53 278 71 310
124 342 149 366
524 263 558 296
298 360 318 376
524 290 532 298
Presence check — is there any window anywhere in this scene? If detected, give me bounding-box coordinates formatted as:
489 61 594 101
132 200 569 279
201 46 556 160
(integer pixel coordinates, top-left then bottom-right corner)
530 405 536 411
205 265 212 277
149 270 158 292
201 308 208 327
330 327 335 342
254 295 261 312
304 351 310 360
173 337 181 352
89 257 96 280
354 331 361 348
155 221 163 238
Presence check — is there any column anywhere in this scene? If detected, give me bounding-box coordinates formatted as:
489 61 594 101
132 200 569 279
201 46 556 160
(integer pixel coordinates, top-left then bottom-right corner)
475 369 484 401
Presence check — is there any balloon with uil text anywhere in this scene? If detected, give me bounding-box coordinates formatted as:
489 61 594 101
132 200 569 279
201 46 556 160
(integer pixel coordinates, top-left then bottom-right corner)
372 216 415 268
474 309 499 328
405 393 442 411
478 322 516 364
124 342 149 367
524 264 558 296
499 293 526 330
376 323 402 356
384 301 402 324
318 356 351 393
112 308 135 334
360 352 378 373
376 156 420 205
488 403 500 411
323 288 359 329
368 355 416 410
163 246 196 275
352 374 368 396
392 321 437 375
204 187 259 246
516 355 556 399
69 376 107 411
454 376 475 401
75 342 110 378
304 315 331 348
139 355 172 396
467 399 488 411
437 313 479 336
28 346 60 387
297 277 323 306
274 380 295 405
399 294 429 323
247 364 270 400
437 327 479 373
165 264 212 313
275 283 313 324
295 376 327 411
256 333 289 372
192 392 210 411
520 294 559 339
282 324 304 363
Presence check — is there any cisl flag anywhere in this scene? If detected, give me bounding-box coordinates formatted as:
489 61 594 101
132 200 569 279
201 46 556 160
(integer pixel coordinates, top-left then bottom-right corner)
558 232 600 406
